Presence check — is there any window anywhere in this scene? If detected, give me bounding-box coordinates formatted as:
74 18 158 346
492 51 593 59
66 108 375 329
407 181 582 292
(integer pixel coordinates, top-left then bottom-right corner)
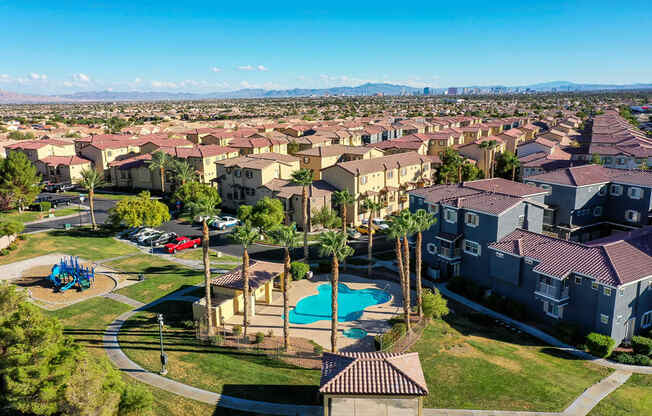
619 288 624 296
591 281 599 290
303 157 309 163
628 187 642 200
575 276 582 285
465 212 479 227
387 171 393 179
426 243 437 254
234 169 241 177
495 252 504 258
642 311 652 328
610 184 622 196
525 258 533 265
361 176 367 185
427 203 439 214
463 240 481 256
600 314 609 325
603 287 612 296
625 210 640 223
617 157 626 165
444 209 457 223
401 167 407 176
543 301 562 318
593 206 603 217
245 170 253 178
598 185 607 196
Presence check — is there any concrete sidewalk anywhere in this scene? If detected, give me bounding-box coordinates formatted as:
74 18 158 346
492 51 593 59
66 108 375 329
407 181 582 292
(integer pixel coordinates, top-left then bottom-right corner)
562 370 631 415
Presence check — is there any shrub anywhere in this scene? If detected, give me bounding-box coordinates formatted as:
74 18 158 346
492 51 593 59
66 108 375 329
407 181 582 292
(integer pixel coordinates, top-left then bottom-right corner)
290 261 309 280
633 354 651 366
611 352 635 364
38 201 52 212
422 288 449 319
392 322 407 337
586 333 615 358
119 383 154 416
631 336 652 356
182 320 195 329
232 325 242 336
255 332 265 344
210 335 223 346
313 344 323 354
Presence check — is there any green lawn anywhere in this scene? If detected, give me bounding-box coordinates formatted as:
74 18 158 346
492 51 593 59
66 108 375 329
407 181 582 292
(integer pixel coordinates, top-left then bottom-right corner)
118 301 321 405
176 249 241 263
109 254 205 304
588 374 652 416
0 228 139 265
0 207 80 223
59 191 136 201
410 315 611 412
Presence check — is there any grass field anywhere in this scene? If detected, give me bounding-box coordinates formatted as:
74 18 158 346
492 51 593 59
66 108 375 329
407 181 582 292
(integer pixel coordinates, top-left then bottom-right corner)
119 300 321 405
109 254 205 304
175 249 241 263
59 191 135 201
0 207 80 223
0 228 139 265
410 315 611 412
588 374 652 416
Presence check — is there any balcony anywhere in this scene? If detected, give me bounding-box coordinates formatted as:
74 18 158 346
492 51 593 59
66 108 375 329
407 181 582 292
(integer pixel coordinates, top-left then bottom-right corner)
439 247 461 259
535 282 569 301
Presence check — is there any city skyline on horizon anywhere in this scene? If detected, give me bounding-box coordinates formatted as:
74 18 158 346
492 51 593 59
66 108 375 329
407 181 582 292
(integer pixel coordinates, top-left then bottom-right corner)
2 0 651 95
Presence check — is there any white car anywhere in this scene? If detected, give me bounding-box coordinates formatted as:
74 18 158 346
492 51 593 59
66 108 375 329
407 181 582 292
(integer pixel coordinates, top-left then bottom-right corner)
212 216 240 230
363 218 389 230
136 229 160 243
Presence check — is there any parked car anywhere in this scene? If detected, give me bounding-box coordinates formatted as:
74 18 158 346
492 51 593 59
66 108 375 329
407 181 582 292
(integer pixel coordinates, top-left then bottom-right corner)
121 227 144 239
136 229 161 244
149 232 177 247
140 231 165 245
346 228 362 240
362 218 389 230
130 228 155 241
211 216 240 230
44 182 76 193
165 236 201 254
357 224 380 235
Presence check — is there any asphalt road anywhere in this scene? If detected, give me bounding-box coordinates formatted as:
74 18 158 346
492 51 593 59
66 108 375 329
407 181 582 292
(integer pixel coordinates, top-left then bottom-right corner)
23 195 117 234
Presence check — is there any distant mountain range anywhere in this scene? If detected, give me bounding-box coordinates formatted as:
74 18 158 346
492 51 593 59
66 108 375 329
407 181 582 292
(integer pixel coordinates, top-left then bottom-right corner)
1 81 651 104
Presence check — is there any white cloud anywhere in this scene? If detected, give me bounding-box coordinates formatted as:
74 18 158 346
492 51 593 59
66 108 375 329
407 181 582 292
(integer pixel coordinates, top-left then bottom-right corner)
62 81 73 87
0 74 10 83
29 72 47 80
150 80 179 89
240 81 251 88
73 73 91 82
238 65 254 71
257 65 268 72
134 78 142 84
211 67 221 73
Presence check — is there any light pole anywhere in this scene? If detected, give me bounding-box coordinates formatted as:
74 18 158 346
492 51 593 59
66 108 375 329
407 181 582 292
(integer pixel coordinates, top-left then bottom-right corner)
157 313 168 376
79 195 85 227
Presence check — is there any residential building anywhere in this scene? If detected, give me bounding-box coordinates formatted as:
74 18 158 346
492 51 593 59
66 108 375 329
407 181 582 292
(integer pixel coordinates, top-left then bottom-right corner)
296 145 384 180
35 155 92 184
5 139 75 163
588 110 652 170
457 136 506 177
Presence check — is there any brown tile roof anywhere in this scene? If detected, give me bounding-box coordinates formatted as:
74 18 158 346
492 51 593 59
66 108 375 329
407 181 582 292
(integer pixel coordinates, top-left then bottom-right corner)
296 144 378 158
319 352 428 396
331 151 433 176
259 179 336 199
6 139 72 150
464 178 547 197
528 164 652 187
490 229 652 286
210 260 283 290
39 155 91 166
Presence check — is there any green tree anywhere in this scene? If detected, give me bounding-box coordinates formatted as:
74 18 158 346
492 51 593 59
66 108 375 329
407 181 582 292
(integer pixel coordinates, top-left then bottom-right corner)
0 220 24 236
461 161 483 181
0 151 42 212
287 140 300 155
318 230 353 352
412 209 436 318
590 154 604 165
269 223 299 350
173 182 221 207
421 288 449 320
399 210 416 326
311 206 342 230
333 189 354 233
237 197 284 235
148 151 172 193
7 131 35 141
290 168 314 260
495 150 521 181
78 169 106 230
109 191 170 227
387 215 410 331
437 148 464 184
361 198 382 276
230 223 260 338
479 140 498 178
187 194 221 337
172 159 197 185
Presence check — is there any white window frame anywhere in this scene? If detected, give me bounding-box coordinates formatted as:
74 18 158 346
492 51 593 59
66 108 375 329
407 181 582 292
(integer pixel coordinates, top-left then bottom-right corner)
525 258 533 265
628 187 642 200
387 170 393 179
543 301 562 319
600 314 609 325
303 157 309 163
591 281 599 290
465 212 479 227
610 184 622 196
575 276 582 285
361 175 367 185
427 203 439 214
625 210 640 223
593 206 603 217
444 209 457 223
603 287 612 296
463 240 481 256
426 243 437 255
642 311 652 328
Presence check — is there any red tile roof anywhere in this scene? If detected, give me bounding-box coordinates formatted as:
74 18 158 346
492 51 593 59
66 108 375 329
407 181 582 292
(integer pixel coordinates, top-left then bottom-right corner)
319 352 428 396
464 178 547 197
39 155 91 166
210 260 283 290
528 164 652 187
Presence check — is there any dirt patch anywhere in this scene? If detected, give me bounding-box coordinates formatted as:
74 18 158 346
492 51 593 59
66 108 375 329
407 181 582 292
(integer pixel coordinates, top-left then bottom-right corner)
446 341 522 372
16 264 117 305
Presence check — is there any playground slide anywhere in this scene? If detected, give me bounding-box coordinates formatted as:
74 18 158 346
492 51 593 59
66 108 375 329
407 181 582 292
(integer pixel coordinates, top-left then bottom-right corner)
49 264 62 288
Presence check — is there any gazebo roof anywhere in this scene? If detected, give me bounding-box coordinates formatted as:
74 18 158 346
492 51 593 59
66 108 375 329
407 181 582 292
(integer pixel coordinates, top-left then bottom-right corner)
210 260 283 291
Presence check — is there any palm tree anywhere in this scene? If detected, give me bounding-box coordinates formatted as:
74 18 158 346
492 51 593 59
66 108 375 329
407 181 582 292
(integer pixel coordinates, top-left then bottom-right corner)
187 194 221 337
361 198 382 276
399 210 416 327
231 223 260 339
487 140 498 178
291 168 314 260
333 189 354 234
500 151 520 181
387 215 410 331
412 209 437 318
478 141 491 178
269 223 298 351
78 169 106 231
318 230 354 352
173 159 198 185
149 151 172 193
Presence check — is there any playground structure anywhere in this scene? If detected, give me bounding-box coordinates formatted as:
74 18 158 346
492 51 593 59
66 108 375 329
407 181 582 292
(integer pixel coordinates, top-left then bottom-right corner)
49 256 95 292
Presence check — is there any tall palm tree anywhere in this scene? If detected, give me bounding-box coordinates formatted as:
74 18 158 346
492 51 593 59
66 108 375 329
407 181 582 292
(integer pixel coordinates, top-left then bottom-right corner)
231 223 260 339
318 230 354 352
173 159 198 185
149 151 172 193
291 168 314 260
361 198 382 276
487 140 498 178
333 190 354 234
478 141 491 178
399 210 416 326
412 209 437 318
500 151 520 181
78 169 106 231
387 215 410 331
269 223 298 351
187 194 221 337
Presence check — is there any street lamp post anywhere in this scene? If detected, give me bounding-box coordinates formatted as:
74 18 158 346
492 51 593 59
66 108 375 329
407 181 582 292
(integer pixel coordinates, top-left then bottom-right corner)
79 195 85 227
157 313 168 376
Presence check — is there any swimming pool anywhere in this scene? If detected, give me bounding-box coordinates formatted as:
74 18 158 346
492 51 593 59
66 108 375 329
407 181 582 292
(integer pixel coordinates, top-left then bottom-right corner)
289 283 391 325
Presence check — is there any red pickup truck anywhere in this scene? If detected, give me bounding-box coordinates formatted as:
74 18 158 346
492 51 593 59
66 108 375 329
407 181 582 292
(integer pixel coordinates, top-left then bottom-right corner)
165 236 201 254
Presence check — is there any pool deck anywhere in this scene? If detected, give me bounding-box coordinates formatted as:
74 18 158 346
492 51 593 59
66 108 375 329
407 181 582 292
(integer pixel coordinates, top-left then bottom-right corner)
223 273 405 351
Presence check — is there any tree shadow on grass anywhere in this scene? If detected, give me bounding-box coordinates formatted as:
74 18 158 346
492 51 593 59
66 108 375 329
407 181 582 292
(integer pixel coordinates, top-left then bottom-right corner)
442 313 544 349
218 384 321 407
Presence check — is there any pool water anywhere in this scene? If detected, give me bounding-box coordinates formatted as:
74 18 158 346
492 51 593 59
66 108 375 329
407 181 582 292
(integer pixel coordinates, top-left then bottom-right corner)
289 283 391 325
343 328 368 339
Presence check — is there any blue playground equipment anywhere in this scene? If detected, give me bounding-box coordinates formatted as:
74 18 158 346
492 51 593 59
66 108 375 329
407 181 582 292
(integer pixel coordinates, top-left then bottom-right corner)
49 256 95 292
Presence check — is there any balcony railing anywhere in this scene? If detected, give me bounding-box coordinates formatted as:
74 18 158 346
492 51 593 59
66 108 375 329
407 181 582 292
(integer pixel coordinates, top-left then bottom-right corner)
439 247 461 259
535 283 569 300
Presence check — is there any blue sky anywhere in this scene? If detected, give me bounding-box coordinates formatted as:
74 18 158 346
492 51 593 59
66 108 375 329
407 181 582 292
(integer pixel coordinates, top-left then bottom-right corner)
1 0 651 94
